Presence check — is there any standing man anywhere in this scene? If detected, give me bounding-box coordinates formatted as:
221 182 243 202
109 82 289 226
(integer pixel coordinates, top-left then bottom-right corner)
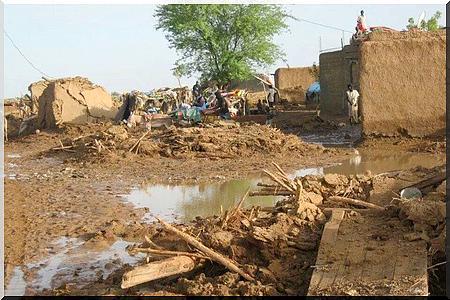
267 85 276 108
357 10 367 34
346 84 360 125
192 81 201 99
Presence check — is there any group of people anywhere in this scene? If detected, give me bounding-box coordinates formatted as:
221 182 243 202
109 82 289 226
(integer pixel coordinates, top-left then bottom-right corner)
192 81 233 119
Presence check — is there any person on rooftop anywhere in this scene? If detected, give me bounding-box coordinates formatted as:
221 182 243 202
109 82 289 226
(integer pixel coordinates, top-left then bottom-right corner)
357 10 367 34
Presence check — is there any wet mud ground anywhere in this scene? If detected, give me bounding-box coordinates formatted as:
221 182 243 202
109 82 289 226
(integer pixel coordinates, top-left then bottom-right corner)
3 116 446 296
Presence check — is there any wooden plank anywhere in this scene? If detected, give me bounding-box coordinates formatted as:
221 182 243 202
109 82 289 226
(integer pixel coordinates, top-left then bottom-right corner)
308 212 429 296
308 208 345 294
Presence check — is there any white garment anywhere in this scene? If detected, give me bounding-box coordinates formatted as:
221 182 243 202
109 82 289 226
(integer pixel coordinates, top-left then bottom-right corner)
267 88 275 103
346 89 359 105
357 15 366 27
346 89 360 122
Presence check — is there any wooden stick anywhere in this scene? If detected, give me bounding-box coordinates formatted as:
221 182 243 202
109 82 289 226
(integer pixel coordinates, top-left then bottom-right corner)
399 171 446 195
144 235 163 250
249 191 291 197
121 255 197 289
129 130 150 153
263 169 296 193
131 247 209 260
52 145 74 150
257 183 279 188
234 187 251 212
276 171 294 189
272 161 289 178
157 218 255 282
327 196 385 210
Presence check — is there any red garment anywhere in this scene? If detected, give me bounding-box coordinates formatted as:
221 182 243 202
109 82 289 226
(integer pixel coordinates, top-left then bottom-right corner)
357 22 367 32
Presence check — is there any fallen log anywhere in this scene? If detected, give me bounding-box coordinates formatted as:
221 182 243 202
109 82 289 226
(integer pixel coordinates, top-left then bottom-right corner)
157 218 255 282
121 255 197 289
327 196 385 210
399 170 446 195
131 248 209 260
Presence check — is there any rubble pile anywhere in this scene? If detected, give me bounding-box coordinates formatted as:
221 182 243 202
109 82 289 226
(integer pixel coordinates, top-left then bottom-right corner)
52 123 325 161
37 77 117 129
120 165 328 296
251 171 373 204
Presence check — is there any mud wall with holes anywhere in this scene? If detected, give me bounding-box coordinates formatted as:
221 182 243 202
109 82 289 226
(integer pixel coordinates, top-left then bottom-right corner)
37 77 117 129
319 45 360 116
274 67 317 103
359 30 446 137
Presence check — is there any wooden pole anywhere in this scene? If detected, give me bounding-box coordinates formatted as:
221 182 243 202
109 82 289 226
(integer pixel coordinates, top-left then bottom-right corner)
121 255 197 289
157 218 255 282
328 196 385 210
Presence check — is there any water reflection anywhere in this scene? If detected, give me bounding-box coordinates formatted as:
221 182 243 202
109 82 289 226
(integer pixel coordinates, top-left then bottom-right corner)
124 150 444 223
125 178 283 222
323 151 444 175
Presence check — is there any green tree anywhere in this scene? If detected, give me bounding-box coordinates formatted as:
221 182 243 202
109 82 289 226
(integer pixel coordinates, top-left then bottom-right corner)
407 11 443 31
172 63 188 87
155 4 289 85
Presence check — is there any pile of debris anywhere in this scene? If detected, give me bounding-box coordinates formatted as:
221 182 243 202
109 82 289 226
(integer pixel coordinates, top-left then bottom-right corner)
116 164 445 296
37 77 117 129
40 164 446 296
52 123 325 161
120 164 329 296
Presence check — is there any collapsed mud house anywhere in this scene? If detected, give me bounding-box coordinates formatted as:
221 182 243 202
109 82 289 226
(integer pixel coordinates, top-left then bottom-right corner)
35 77 118 128
319 30 446 137
274 67 317 103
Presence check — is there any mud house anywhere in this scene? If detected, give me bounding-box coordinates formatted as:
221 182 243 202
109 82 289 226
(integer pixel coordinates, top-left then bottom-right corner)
35 76 118 128
274 67 317 103
319 30 446 137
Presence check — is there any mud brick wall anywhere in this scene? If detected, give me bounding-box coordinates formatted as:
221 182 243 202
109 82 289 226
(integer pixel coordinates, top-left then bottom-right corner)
319 45 360 116
275 67 316 103
319 50 345 114
359 32 446 137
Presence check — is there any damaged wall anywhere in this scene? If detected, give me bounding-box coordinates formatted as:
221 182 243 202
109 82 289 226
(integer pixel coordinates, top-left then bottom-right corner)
28 80 49 114
274 67 317 103
319 44 359 115
37 77 118 129
359 30 446 137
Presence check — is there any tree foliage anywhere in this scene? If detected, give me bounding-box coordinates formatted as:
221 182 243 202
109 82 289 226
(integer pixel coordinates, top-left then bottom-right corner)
155 4 289 84
407 11 443 31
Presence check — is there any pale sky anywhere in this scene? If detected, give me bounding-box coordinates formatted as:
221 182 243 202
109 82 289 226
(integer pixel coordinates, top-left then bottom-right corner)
4 4 445 98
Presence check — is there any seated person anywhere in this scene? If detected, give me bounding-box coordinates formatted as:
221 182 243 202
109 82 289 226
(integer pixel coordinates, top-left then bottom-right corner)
256 99 265 114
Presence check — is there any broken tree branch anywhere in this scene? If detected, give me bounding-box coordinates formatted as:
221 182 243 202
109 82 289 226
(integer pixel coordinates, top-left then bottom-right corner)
328 196 385 210
157 218 255 282
131 248 209 260
129 130 150 153
263 169 296 193
272 161 289 178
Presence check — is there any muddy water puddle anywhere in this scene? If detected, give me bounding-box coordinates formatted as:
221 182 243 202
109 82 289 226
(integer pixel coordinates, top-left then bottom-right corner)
124 150 444 223
299 124 362 147
5 237 145 296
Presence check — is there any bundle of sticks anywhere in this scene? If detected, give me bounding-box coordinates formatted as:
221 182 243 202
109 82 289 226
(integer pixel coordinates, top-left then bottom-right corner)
250 162 385 211
249 162 304 201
